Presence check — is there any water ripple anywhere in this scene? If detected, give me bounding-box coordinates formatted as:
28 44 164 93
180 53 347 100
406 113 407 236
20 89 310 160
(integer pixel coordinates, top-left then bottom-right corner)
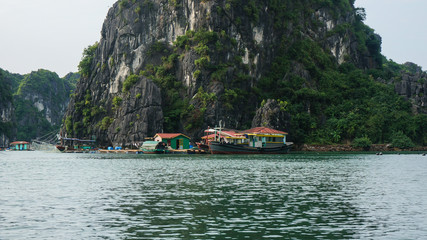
1 152 427 239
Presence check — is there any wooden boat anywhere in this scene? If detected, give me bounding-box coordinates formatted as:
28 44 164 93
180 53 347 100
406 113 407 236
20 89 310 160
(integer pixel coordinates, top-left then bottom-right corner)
207 121 292 154
209 141 291 154
56 137 97 153
196 142 210 151
195 128 214 153
56 145 66 152
140 141 168 154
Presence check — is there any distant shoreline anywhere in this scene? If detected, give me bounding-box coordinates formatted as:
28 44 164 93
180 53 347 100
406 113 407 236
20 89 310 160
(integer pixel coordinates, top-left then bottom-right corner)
295 144 427 153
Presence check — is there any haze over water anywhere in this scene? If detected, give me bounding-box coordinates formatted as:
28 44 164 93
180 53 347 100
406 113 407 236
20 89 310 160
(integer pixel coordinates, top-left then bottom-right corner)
1 152 427 239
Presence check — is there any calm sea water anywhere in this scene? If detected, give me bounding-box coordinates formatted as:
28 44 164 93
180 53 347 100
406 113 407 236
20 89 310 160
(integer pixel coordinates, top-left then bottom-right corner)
1 151 427 239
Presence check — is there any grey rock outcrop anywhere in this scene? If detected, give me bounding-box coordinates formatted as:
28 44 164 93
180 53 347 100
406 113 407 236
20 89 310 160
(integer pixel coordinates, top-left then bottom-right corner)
394 62 427 113
0 104 13 147
252 99 290 132
0 70 14 146
62 0 381 146
103 77 163 146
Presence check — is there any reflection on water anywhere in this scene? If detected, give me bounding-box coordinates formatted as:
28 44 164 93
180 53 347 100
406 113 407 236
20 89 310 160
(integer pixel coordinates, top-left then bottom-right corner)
1 152 427 239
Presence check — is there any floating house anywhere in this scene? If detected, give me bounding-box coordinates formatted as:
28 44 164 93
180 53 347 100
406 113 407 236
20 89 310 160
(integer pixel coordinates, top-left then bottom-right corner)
154 133 191 150
203 127 288 147
10 141 31 151
243 127 288 148
56 138 97 152
206 126 292 154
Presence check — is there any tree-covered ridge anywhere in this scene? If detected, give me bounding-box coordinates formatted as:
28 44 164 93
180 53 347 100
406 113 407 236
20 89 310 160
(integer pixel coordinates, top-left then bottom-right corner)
0 70 14 142
13 69 77 141
16 69 72 105
63 72 81 89
0 69 13 103
0 68 78 142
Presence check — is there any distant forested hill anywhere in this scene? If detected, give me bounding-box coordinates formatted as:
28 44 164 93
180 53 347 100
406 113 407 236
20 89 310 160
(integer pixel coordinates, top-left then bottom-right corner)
0 68 78 142
0 70 14 147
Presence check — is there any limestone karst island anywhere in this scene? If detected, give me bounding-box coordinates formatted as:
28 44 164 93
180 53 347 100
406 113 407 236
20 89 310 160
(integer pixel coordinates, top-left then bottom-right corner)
1 0 426 153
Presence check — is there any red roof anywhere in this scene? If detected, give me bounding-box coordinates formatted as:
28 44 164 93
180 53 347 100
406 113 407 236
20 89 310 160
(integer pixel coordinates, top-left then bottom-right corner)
243 127 287 135
155 133 190 139
202 133 216 139
10 141 30 145
202 130 245 139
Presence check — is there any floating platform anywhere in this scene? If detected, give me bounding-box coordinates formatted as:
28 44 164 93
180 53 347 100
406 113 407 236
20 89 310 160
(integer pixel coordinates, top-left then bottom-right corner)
97 149 209 154
98 149 143 154
185 149 209 154
169 149 209 154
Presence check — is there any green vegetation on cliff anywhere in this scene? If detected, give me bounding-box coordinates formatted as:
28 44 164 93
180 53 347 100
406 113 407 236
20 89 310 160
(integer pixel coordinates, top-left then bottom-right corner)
0 70 13 103
62 0 426 148
0 68 77 142
0 70 14 141
14 69 76 141
145 0 426 146
78 42 99 78
223 0 425 146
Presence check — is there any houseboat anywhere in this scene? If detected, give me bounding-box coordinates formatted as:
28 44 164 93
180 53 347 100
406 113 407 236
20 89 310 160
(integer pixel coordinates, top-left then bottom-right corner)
153 133 192 153
10 141 32 151
56 137 97 153
208 126 292 154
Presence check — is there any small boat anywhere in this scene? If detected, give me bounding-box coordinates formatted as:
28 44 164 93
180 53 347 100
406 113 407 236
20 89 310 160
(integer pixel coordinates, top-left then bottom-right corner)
196 142 210 151
195 129 213 153
56 145 66 152
140 141 168 154
56 137 97 153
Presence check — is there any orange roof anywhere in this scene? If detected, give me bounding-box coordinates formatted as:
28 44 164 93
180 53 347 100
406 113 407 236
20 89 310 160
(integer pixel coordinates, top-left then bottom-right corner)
155 133 190 139
222 130 246 138
243 127 287 135
202 133 216 139
202 130 245 139
10 141 30 145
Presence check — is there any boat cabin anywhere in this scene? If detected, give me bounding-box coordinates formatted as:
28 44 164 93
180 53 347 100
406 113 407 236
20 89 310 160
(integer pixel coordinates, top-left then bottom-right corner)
154 133 191 150
242 127 288 148
202 130 247 145
57 138 97 152
207 126 288 148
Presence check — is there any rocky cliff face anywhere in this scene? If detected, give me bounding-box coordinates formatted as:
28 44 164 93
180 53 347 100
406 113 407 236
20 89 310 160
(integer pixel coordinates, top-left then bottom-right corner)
251 99 291 131
0 70 14 146
63 0 383 146
393 63 427 114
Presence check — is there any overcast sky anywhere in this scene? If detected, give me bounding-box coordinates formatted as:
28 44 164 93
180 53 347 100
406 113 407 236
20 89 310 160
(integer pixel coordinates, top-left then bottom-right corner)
0 0 426 77
0 0 116 77
355 0 427 70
